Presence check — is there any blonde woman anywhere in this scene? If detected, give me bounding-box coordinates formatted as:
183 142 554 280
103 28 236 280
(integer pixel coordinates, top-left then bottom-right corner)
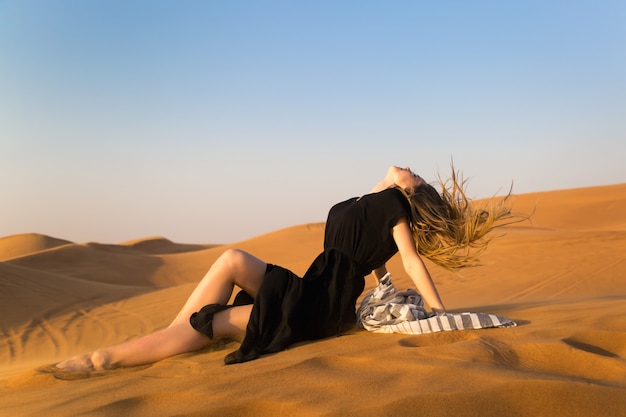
56 165 514 371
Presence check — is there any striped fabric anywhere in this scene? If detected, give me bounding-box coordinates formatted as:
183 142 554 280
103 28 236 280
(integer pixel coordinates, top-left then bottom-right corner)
357 273 516 334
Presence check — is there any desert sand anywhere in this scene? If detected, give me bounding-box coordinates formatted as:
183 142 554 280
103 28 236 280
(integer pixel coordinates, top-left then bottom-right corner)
1 184 625 417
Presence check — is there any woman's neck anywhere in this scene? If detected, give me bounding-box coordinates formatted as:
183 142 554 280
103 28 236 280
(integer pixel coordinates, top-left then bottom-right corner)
369 178 395 194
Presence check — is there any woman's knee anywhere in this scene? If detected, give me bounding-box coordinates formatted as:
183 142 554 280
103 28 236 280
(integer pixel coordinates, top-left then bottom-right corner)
216 248 266 295
219 248 266 273
217 248 249 271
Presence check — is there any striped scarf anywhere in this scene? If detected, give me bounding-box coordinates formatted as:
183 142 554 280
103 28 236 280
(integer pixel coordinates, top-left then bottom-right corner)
357 273 516 334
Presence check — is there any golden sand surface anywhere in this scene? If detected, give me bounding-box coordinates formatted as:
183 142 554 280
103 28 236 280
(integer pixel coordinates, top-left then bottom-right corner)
1 184 625 416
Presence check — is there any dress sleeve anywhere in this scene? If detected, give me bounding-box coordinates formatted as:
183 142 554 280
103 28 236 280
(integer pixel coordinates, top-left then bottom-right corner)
382 188 412 234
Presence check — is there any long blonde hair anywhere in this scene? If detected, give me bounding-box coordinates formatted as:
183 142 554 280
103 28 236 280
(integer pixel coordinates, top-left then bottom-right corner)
397 165 521 270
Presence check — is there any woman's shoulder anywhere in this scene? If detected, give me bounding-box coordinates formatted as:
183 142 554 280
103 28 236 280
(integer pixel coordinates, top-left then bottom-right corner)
360 186 402 200
357 187 410 212
368 187 407 203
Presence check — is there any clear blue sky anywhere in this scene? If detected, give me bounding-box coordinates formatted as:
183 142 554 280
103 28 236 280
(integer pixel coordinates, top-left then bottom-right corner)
1 0 625 244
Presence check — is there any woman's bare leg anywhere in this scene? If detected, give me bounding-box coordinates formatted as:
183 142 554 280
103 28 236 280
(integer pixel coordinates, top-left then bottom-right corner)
56 249 266 371
169 248 267 326
56 306 253 371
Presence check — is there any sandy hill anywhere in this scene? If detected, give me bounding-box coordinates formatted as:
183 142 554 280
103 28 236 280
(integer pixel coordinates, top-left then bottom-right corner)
0 261 148 329
506 183 626 231
0 184 624 417
5 241 181 287
120 236 219 255
0 233 73 261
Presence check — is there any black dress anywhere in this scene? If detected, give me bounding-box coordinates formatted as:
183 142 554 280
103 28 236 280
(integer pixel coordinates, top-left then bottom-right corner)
192 187 411 364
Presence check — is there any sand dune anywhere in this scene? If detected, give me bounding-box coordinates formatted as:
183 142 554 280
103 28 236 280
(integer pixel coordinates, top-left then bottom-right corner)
1 184 625 416
120 236 219 255
0 233 73 261
506 183 626 231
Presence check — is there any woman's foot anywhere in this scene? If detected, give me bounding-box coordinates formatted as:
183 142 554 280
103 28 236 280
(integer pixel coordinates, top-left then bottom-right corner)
55 349 113 372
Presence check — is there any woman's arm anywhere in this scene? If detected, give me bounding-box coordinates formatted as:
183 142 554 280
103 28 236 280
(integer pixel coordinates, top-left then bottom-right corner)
392 217 446 314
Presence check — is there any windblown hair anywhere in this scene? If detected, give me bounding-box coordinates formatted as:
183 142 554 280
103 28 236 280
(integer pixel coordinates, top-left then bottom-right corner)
396 165 521 270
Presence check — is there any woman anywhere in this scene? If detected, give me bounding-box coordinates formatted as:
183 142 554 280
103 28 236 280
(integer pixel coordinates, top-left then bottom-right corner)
56 165 514 371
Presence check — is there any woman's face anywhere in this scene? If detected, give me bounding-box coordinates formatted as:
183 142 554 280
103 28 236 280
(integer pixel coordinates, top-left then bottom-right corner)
388 165 426 190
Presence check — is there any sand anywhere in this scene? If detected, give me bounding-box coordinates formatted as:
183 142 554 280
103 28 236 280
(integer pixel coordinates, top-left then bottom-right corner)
1 184 625 417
